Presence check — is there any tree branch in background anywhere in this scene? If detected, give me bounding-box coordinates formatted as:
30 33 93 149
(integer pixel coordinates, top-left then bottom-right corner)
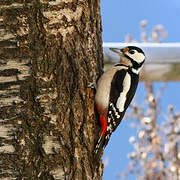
119 82 180 180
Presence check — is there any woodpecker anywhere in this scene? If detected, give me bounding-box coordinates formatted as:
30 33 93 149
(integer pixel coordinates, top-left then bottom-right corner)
94 46 145 160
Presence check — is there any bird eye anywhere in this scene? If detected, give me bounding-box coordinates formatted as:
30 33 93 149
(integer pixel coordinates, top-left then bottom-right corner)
129 50 135 54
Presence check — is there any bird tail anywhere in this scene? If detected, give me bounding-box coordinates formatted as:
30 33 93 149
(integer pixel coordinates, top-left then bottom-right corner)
94 112 107 163
93 134 105 163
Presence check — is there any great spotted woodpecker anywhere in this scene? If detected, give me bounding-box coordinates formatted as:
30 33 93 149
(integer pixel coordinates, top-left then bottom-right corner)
94 46 146 160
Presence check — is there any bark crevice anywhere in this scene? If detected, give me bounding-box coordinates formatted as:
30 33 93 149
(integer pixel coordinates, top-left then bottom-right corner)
0 0 104 179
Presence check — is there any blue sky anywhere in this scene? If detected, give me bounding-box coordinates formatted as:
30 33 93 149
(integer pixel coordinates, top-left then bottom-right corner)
102 83 180 180
101 0 180 43
100 0 180 179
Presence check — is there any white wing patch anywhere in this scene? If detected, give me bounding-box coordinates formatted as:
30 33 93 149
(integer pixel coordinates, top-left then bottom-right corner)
116 73 131 112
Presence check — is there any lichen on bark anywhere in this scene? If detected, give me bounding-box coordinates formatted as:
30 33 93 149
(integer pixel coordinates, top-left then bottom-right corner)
0 0 104 179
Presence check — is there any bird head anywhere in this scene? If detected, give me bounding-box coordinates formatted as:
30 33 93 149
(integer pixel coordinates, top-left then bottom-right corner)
110 46 146 73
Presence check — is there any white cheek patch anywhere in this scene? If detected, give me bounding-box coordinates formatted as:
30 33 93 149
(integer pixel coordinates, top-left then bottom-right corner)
116 73 131 112
127 51 145 64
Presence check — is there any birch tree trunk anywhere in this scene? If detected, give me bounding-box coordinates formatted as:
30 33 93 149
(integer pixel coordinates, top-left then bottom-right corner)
0 0 103 179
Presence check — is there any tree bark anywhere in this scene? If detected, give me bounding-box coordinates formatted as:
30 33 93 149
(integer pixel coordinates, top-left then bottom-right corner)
0 0 103 179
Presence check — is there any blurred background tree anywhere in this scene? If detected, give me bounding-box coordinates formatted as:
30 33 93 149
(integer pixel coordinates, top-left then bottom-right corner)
115 20 180 180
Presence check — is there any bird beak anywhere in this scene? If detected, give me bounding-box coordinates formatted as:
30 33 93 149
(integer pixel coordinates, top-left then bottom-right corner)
109 48 123 55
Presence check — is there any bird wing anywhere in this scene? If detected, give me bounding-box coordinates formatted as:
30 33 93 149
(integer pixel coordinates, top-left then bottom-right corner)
109 69 127 105
104 69 127 146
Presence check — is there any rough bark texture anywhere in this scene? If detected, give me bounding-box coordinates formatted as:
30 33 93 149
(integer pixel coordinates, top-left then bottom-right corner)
0 0 103 179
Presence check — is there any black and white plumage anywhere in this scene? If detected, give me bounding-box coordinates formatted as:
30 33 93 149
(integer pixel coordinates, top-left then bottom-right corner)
94 46 146 161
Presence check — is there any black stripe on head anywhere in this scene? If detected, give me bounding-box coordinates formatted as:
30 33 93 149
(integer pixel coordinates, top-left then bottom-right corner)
114 63 129 68
124 54 145 69
131 59 145 69
127 46 145 55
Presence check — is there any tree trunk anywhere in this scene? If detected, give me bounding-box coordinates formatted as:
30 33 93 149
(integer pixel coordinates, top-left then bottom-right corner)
0 0 103 179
